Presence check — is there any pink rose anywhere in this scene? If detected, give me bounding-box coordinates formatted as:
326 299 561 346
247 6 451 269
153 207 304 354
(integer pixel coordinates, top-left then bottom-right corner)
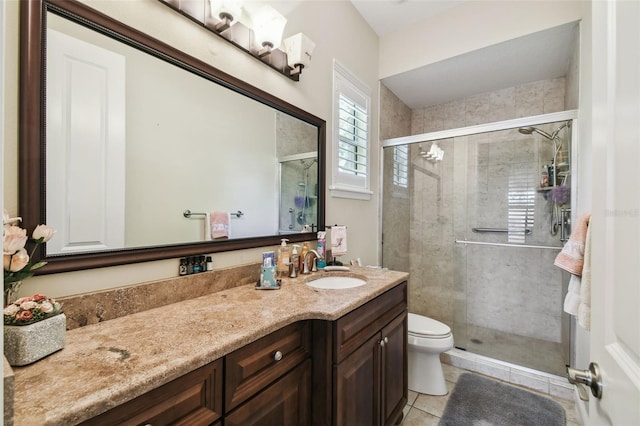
33 294 46 302
3 226 28 255
7 248 29 272
15 296 33 304
32 224 55 242
16 310 33 321
2 209 21 226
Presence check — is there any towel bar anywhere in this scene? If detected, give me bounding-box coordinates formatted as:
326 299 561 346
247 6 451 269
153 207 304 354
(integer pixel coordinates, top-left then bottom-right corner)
183 210 243 218
455 240 561 250
472 227 532 235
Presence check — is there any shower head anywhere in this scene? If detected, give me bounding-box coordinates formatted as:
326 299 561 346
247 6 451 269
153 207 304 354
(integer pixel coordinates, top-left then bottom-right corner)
518 122 569 141
518 126 554 140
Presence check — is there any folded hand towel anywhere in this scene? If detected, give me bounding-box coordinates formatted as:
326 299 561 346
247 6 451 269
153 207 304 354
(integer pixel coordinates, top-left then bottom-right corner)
331 226 348 257
210 211 230 239
578 222 592 330
554 213 591 276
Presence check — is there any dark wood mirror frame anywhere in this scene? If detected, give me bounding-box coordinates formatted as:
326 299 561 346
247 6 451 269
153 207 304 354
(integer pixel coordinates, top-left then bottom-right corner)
19 0 326 274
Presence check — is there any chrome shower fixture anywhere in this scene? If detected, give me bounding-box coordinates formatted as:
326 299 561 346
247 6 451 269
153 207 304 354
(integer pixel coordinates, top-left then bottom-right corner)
518 126 554 140
518 121 569 141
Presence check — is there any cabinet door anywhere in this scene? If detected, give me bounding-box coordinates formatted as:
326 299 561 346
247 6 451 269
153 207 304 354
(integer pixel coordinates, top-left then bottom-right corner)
81 359 223 426
381 311 407 426
226 322 311 411
225 359 311 426
334 333 381 426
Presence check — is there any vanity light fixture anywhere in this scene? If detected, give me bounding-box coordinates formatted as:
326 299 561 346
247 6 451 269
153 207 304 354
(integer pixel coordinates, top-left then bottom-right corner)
247 4 288 57
209 0 244 32
159 0 309 81
283 33 316 76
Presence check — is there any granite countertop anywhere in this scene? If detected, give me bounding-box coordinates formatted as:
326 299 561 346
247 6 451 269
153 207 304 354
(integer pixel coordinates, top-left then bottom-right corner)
11 266 408 425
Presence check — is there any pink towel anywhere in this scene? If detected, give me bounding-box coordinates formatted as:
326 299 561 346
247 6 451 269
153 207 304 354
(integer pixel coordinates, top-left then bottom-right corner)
210 211 230 239
554 213 590 276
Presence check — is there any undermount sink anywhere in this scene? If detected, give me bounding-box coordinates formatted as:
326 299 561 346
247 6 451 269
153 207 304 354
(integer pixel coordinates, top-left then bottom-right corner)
305 275 367 289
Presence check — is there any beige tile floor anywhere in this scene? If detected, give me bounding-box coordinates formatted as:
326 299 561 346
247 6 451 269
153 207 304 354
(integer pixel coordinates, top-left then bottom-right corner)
400 364 582 426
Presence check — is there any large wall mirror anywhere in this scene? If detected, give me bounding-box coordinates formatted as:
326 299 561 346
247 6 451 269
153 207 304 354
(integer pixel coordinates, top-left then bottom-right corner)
20 0 326 274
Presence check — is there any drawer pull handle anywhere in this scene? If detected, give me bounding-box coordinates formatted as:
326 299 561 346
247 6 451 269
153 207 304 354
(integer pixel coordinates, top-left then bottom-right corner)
274 350 283 361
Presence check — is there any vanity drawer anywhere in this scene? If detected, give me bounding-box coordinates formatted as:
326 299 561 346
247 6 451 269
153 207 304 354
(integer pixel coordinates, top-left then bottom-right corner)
81 358 223 426
333 282 407 363
225 321 311 411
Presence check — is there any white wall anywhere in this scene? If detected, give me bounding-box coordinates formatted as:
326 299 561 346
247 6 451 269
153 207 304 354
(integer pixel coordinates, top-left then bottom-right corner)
379 0 583 80
2 0 380 297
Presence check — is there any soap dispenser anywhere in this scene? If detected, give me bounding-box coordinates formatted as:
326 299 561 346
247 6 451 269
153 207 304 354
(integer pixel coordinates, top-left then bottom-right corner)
277 239 290 278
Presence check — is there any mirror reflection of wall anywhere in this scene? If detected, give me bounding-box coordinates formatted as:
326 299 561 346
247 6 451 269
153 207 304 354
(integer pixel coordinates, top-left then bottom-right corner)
44 11 319 255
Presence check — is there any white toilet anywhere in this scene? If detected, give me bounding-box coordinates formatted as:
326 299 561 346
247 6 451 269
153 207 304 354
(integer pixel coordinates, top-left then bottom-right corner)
407 313 454 396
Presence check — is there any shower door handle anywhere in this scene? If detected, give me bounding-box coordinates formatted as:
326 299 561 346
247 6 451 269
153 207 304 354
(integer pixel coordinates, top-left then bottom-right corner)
567 362 603 400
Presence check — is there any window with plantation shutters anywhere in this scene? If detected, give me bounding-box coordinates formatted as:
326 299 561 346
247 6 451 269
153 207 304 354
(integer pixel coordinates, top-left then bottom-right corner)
338 94 368 177
392 145 409 188
331 61 372 200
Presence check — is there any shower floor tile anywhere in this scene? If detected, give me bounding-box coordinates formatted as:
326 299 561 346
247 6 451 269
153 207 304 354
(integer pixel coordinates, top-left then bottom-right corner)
458 323 567 376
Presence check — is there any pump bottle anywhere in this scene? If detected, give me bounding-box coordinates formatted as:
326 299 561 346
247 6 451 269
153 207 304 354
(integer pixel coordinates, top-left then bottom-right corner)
277 239 290 278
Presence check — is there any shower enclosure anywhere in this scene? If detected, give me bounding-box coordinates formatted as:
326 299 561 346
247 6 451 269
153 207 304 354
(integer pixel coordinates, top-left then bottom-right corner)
382 113 575 376
279 152 318 233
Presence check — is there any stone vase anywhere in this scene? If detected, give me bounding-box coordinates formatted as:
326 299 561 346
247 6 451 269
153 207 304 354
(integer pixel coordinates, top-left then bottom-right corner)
4 313 67 366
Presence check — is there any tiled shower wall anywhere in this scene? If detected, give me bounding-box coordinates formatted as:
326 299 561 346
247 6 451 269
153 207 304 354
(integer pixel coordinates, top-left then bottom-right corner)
382 77 570 346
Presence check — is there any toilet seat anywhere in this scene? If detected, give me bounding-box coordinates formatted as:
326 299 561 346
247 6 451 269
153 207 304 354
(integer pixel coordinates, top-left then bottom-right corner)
408 313 451 338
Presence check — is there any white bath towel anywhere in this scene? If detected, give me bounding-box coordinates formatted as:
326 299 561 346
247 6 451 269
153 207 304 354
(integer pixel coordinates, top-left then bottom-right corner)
331 226 348 257
563 274 581 316
578 223 592 330
205 213 212 241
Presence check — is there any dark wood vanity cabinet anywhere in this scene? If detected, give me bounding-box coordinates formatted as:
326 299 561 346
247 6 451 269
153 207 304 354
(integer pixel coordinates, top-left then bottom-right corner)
314 282 408 426
80 359 223 426
225 321 312 425
80 284 406 426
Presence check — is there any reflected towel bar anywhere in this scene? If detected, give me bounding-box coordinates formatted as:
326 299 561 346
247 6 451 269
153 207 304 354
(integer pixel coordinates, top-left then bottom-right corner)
472 227 532 235
455 240 561 250
183 210 243 218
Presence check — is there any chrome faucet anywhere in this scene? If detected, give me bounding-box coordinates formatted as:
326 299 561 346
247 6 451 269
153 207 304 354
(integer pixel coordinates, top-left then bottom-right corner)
302 250 320 274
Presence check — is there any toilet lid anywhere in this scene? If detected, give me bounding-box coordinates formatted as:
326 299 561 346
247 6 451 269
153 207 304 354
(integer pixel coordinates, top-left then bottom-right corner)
408 313 451 337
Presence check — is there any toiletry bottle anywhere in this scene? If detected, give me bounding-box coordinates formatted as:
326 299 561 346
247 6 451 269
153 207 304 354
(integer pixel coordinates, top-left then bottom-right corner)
179 258 188 276
317 231 326 269
199 256 206 272
187 257 194 275
193 256 202 273
300 242 309 272
548 164 555 187
277 239 290 278
540 165 549 187
291 245 301 274
206 256 213 271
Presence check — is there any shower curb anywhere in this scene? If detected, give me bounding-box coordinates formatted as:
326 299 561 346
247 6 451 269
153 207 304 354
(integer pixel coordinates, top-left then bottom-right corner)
441 348 574 401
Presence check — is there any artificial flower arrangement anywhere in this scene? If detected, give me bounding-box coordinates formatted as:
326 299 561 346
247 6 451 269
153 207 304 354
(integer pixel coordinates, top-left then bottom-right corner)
4 294 63 326
3 209 56 306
